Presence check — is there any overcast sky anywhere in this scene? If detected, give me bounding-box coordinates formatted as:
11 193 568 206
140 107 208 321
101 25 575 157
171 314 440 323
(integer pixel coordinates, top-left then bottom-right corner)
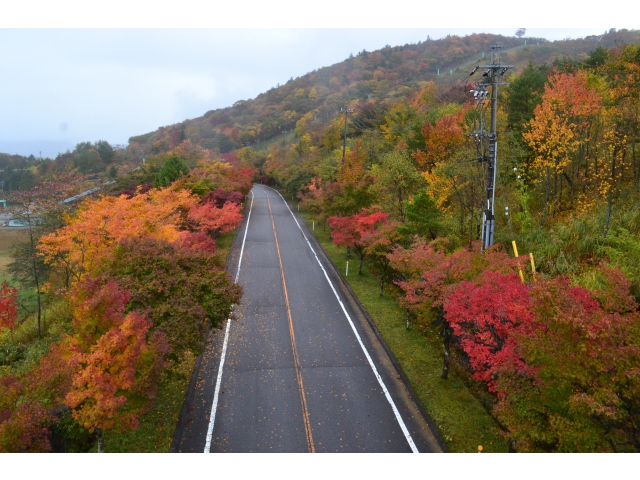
0 27 625 158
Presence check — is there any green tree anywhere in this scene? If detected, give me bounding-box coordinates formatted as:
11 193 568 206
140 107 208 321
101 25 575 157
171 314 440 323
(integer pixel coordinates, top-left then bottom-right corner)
6 184 68 337
100 238 241 357
397 189 442 240
506 61 549 138
372 150 423 222
95 140 115 165
74 149 102 174
154 154 189 188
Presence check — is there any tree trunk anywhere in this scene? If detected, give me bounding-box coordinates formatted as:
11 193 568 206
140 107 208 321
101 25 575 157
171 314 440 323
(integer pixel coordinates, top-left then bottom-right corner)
33 259 41 338
440 310 452 380
633 139 639 188
397 189 405 223
379 271 384 296
543 167 551 225
96 428 104 453
604 150 617 238
358 251 365 275
36 285 41 338
29 227 42 339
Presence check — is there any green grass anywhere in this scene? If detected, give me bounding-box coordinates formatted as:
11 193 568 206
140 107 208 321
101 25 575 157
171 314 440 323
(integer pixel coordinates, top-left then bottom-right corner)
216 229 237 259
297 209 509 453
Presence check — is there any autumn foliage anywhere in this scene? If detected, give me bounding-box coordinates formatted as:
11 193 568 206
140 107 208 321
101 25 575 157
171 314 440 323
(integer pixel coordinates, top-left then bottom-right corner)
66 311 168 433
0 281 18 332
0 153 251 451
328 209 388 275
187 201 243 237
444 271 536 392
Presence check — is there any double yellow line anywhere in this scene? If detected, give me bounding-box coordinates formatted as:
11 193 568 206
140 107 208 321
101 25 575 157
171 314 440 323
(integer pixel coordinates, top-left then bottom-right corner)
267 198 316 453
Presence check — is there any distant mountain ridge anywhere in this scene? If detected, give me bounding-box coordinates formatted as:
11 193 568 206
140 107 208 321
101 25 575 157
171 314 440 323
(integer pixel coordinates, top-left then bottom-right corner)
128 29 640 155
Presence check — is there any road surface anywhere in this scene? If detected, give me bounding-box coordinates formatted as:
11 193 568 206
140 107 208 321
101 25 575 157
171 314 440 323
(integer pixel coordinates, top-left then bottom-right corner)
173 184 443 453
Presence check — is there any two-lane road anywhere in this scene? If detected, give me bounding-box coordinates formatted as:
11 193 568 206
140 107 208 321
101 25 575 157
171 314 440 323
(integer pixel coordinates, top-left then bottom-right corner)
174 184 443 453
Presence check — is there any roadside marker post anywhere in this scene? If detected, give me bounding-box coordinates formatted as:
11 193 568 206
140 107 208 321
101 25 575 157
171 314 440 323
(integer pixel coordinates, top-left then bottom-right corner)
529 252 536 274
511 240 525 283
346 261 349 277
312 220 315 231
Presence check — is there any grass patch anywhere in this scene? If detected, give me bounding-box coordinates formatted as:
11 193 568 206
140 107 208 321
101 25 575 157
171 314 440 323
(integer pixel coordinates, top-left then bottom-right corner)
298 209 509 453
217 229 236 259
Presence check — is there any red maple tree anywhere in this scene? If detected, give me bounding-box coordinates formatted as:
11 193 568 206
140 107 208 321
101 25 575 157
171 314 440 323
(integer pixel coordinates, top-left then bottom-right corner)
0 281 18 332
444 270 537 392
327 208 388 275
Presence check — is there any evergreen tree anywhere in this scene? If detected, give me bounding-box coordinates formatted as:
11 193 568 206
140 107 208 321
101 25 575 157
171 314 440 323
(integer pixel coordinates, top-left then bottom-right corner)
397 189 442 240
153 154 189 188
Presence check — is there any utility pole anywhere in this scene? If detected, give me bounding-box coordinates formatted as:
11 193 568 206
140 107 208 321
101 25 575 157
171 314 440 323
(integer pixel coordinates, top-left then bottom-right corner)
341 107 353 169
469 45 513 252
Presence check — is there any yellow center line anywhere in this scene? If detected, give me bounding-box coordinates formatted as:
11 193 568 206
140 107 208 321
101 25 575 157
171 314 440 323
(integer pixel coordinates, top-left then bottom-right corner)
267 197 316 453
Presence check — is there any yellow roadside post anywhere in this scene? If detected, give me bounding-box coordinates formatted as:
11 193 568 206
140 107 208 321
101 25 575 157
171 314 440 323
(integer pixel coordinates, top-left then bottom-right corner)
529 252 536 276
511 240 525 284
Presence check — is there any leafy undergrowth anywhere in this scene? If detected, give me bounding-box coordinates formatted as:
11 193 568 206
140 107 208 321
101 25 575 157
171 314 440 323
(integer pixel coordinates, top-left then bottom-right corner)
299 210 508 453
96 227 239 452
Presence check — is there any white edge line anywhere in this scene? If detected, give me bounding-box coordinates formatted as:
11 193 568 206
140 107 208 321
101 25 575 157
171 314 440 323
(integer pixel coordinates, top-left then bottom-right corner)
268 186 419 453
204 190 254 453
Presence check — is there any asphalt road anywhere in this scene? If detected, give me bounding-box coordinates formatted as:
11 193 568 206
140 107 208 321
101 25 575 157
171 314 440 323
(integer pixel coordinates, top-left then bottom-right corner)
173 184 443 453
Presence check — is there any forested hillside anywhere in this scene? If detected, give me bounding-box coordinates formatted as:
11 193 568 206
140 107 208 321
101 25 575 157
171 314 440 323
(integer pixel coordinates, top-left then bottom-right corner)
127 29 640 155
249 36 640 452
0 141 145 195
119 29 640 452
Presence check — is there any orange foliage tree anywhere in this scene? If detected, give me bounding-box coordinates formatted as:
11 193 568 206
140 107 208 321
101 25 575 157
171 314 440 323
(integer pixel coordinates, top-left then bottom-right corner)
65 311 168 452
523 71 602 218
38 187 199 285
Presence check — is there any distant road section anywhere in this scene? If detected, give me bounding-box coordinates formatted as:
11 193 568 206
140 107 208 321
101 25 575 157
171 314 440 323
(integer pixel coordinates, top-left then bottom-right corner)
174 184 443 453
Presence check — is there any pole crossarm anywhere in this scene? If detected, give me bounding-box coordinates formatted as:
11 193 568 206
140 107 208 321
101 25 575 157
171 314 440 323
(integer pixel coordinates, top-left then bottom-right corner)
477 65 515 69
